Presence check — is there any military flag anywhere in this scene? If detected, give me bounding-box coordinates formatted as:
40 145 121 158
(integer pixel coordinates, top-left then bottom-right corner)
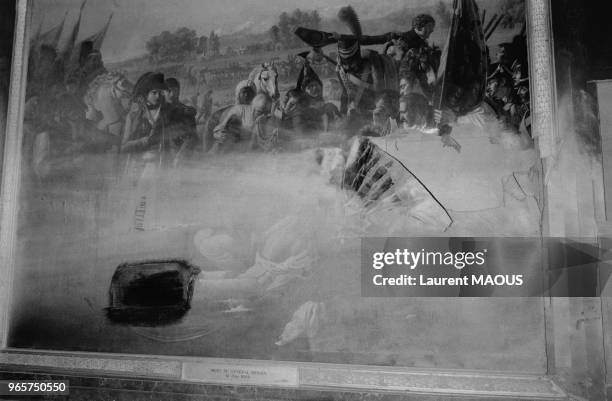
38 11 67 50
84 13 113 52
61 0 87 59
433 0 488 116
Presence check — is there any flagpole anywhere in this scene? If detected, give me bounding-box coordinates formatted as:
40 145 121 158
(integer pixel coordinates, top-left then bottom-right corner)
63 0 87 68
436 0 459 115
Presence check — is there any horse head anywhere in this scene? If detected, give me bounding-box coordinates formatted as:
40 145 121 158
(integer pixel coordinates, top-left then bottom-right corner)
255 62 280 101
84 71 133 134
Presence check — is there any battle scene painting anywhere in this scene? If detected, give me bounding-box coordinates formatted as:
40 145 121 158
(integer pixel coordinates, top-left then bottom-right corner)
8 0 545 372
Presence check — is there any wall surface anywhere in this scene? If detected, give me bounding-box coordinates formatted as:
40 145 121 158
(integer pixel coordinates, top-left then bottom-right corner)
548 0 612 399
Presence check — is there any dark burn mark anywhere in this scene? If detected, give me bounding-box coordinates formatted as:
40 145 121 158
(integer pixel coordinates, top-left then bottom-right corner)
106 260 201 326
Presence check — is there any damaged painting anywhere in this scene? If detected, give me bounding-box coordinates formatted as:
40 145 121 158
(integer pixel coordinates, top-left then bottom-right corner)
5 0 547 374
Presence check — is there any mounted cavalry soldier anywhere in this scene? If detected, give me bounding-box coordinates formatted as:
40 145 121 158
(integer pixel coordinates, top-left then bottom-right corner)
294 9 440 136
67 41 108 99
343 13 442 131
332 6 400 134
294 0 489 151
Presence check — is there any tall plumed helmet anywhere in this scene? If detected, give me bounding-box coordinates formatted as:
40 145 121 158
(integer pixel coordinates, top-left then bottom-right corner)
337 5 362 60
337 5 362 38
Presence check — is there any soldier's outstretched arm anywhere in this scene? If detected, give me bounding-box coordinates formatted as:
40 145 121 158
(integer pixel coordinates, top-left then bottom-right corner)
359 33 395 46
294 26 393 48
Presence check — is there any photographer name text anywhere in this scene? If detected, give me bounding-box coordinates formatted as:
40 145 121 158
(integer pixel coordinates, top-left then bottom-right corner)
371 249 523 287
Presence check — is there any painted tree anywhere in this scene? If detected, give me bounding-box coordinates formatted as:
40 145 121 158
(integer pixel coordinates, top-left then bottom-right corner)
269 25 280 44
278 12 292 48
276 9 323 49
146 27 197 61
208 31 221 57
196 34 208 55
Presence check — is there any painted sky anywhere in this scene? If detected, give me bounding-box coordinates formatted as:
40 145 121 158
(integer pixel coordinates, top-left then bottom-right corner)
31 0 501 62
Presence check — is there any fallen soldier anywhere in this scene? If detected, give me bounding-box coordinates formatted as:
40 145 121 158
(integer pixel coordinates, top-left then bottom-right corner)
192 215 316 301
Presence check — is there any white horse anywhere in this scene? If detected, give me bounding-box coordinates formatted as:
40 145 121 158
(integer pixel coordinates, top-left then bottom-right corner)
236 62 280 102
84 71 133 138
203 62 280 152
28 72 133 181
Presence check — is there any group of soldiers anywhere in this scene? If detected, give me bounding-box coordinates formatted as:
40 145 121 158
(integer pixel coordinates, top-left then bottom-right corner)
208 7 532 156
206 12 447 153
23 7 532 181
335 12 440 133
277 10 448 140
275 6 531 151
207 59 341 153
121 73 203 167
24 67 208 181
24 41 115 180
484 33 531 139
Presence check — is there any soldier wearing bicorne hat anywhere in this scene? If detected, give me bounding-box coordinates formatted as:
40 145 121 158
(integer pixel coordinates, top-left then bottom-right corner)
120 72 172 231
121 72 170 160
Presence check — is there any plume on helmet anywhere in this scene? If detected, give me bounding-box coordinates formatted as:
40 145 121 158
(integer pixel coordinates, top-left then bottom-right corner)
337 6 362 39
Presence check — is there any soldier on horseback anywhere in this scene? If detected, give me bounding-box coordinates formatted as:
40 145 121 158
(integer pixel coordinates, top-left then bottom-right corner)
294 9 439 137
69 41 108 98
344 14 442 131
332 6 400 134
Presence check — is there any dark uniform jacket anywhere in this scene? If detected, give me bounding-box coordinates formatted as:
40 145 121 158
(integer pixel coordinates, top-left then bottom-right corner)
165 101 197 148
